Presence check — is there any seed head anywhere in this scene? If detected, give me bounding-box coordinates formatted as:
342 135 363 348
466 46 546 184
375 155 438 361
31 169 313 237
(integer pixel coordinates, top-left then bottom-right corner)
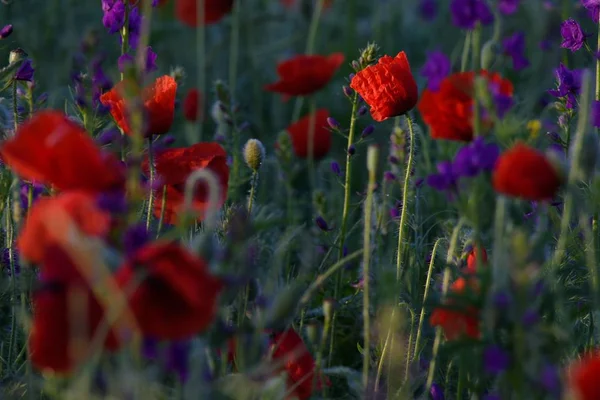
243 138 266 171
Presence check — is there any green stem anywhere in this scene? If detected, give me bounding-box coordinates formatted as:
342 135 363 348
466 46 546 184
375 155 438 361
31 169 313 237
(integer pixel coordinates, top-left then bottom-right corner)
6 195 16 371
460 31 472 73
593 18 600 309
361 146 378 389
228 0 241 98
12 81 18 132
247 171 258 215
291 0 325 123
196 0 206 142
145 139 155 231
156 185 167 238
395 115 415 281
328 91 359 366
412 238 443 359
307 97 317 201
471 23 482 137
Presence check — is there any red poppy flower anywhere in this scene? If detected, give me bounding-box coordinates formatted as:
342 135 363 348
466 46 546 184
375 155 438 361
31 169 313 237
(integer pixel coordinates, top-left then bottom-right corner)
115 241 223 340
0 111 124 193
175 0 234 26
430 277 480 341
350 51 418 122
29 246 121 373
141 142 229 225
270 329 330 400
100 75 177 138
418 71 513 141
183 88 202 122
265 53 345 99
569 353 600 400
466 246 488 274
18 191 112 264
493 143 562 201
285 109 331 160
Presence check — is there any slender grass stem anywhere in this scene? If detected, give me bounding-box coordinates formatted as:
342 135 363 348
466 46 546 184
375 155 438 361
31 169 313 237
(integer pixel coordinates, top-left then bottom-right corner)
460 31 471 73
307 97 317 201
145 138 155 231
247 171 258 215
196 0 206 142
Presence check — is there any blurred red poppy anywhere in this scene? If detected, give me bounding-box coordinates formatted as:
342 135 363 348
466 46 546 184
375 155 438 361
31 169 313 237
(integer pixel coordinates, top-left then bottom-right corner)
418 71 513 141
493 143 562 201
350 51 418 122
265 53 345 99
141 142 229 225
0 111 124 193
430 277 480 341
115 241 223 339
175 0 234 26
286 109 331 160
270 329 330 400
29 246 121 373
18 191 112 264
100 75 177 138
465 246 488 274
183 88 202 122
569 352 600 400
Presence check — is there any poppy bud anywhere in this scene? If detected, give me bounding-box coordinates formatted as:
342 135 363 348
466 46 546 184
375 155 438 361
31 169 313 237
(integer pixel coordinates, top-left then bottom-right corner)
9 48 27 64
480 40 498 70
183 88 201 122
211 101 228 125
243 138 266 171
323 298 336 322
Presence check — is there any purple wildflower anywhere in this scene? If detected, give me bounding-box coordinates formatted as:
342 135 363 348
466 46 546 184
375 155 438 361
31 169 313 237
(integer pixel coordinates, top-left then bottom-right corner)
123 223 150 255
118 47 158 73
15 60 34 82
502 32 530 71
327 117 340 129
489 82 514 118
484 345 510 374
361 125 375 138
420 51 451 91
560 19 586 52
96 191 128 214
498 0 520 15
450 0 494 30
128 6 142 49
101 0 126 33
19 182 44 214
331 161 342 177
548 63 582 109
315 216 332 231
418 0 438 20
539 364 561 394
1 248 20 276
384 171 396 181
166 340 191 383
430 383 445 400
0 24 13 39
592 100 600 127
582 0 600 23
427 161 458 192
96 128 121 146
453 137 500 178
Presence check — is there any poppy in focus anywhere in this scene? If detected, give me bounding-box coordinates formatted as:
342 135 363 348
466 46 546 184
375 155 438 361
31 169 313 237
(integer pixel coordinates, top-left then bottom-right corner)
18 191 112 264
29 246 121 373
141 142 229 225
430 277 480 341
100 75 177 138
350 51 419 122
418 71 513 141
466 246 488 274
175 0 234 27
285 109 331 160
0 111 124 193
493 143 562 201
115 241 223 340
183 88 202 122
569 352 600 400
265 53 345 99
270 329 330 400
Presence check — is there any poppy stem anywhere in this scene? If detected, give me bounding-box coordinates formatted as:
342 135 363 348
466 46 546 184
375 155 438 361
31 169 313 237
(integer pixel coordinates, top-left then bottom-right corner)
460 31 471 73
328 90 360 366
307 97 317 205
247 171 258 215
195 0 206 141
228 0 241 100
361 146 378 389
146 138 155 231
156 185 167 238
592 17 600 309
395 115 415 281
471 23 482 137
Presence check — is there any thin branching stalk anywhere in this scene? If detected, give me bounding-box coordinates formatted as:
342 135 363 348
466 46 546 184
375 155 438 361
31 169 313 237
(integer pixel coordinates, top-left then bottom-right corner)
156 185 167 238
247 171 258 214
472 22 482 136
228 0 241 99
145 138 155 231
593 18 600 300
460 31 471 73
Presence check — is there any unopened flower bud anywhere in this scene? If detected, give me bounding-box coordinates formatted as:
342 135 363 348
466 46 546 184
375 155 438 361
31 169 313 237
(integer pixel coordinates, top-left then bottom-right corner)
343 85 353 98
348 145 356 156
9 48 27 64
331 161 342 177
305 323 320 346
315 216 330 231
327 117 340 130
0 25 13 40
358 105 367 116
361 125 374 138
384 171 396 181
243 138 266 171
211 101 228 125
